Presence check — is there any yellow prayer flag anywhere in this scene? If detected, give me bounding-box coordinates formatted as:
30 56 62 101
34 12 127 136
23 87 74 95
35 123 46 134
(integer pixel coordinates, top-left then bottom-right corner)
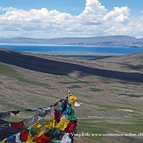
56 117 69 131
44 117 56 130
24 132 33 143
33 122 42 130
68 93 77 105
32 129 46 140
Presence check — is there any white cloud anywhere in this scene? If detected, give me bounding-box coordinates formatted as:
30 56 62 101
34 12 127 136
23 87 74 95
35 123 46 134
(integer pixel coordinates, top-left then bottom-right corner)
0 0 143 38
103 7 129 22
79 0 106 21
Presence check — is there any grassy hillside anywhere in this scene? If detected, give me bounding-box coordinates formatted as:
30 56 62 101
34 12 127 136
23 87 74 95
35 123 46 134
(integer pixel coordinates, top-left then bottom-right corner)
0 49 143 142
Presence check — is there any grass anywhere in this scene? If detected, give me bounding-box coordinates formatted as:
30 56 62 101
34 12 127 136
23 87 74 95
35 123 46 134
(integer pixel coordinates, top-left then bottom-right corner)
59 76 92 85
98 104 119 110
77 118 143 142
0 97 27 111
0 62 52 89
59 76 92 89
1 53 143 143
90 87 103 92
118 93 142 98
16 76 52 89
0 62 17 75
79 119 143 132
68 85 82 88
130 115 143 124
59 80 91 84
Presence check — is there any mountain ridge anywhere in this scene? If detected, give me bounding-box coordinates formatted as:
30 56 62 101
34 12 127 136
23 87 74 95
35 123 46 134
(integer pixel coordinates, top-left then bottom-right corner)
0 35 143 48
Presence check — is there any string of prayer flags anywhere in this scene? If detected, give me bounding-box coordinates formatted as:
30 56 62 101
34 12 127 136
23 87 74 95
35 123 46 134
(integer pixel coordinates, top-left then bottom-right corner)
25 108 37 112
20 129 30 142
68 91 81 107
33 135 50 143
24 132 33 143
33 129 46 140
15 133 21 143
74 102 81 107
68 91 77 105
66 105 76 121
0 123 9 131
0 112 11 119
54 109 62 122
61 133 72 143
44 118 56 130
0 91 79 120
37 107 51 117
0 138 7 143
33 122 42 131
45 128 61 139
24 115 41 125
65 120 77 133
0 106 50 120
0 119 10 131
7 133 19 142
56 117 69 131
10 111 20 115
11 121 24 129
0 111 21 120
0 91 79 143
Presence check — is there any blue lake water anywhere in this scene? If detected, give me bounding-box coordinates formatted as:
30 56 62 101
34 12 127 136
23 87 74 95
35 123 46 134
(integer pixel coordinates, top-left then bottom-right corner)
1 45 143 55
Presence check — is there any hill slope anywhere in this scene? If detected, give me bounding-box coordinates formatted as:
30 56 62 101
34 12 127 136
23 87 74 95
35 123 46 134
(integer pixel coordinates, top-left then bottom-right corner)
0 48 143 143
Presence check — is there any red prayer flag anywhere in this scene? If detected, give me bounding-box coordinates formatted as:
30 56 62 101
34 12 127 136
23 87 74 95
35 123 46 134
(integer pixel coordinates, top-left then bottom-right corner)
11 121 24 129
34 135 50 143
20 129 29 141
65 120 77 133
54 109 62 122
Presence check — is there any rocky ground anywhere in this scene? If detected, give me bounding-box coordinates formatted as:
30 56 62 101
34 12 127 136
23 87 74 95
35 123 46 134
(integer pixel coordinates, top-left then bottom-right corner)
0 48 143 142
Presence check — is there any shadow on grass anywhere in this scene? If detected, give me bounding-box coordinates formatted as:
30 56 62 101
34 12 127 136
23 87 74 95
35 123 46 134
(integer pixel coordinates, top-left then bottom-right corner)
1 49 143 83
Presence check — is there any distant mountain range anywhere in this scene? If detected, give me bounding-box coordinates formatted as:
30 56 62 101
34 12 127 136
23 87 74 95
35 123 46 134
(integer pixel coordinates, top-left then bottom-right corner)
0 35 143 47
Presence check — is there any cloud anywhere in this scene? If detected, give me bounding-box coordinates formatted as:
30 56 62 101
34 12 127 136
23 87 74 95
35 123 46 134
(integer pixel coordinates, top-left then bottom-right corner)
79 0 106 19
104 6 129 22
0 0 143 38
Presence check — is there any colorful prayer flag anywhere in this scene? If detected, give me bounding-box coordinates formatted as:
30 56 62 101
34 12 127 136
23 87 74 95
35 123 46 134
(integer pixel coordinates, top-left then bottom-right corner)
56 118 69 131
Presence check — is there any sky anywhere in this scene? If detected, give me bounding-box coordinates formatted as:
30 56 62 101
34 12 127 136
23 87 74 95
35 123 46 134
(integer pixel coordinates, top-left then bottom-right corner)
0 0 143 38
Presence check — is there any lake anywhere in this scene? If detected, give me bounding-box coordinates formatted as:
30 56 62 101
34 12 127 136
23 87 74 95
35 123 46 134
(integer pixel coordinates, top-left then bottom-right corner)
1 45 143 59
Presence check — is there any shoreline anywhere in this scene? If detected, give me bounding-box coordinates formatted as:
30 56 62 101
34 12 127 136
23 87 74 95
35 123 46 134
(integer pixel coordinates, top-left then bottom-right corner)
0 43 140 48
